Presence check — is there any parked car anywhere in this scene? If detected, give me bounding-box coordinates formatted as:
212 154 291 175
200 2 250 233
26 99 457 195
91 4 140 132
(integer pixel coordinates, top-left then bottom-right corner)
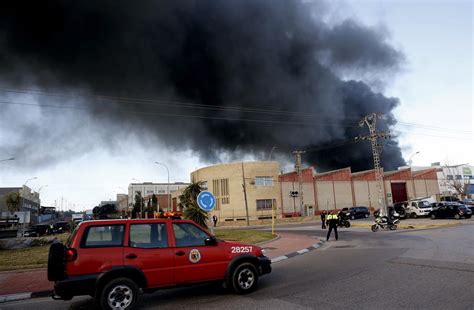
346 206 370 219
462 199 474 213
374 207 399 219
24 224 51 237
48 217 271 308
440 196 460 202
52 222 70 234
405 200 432 218
393 203 408 219
429 203 472 219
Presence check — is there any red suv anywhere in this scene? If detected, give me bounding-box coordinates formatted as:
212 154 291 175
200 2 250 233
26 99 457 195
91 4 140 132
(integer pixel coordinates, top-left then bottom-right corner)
48 218 271 309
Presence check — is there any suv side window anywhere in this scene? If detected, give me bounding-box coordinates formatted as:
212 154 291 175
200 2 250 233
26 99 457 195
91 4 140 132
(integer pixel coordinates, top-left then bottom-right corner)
173 223 209 247
81 225 124 248
130 223 168 248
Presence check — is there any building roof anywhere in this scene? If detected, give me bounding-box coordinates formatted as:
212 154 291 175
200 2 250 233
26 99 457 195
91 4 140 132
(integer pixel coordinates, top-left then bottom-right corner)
412 168 438 180
0 187 22 196
383 168 412 180
314 167 352 181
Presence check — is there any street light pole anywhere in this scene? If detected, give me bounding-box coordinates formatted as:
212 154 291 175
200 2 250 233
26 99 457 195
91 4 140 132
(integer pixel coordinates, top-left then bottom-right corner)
268 147 277 161
22 177 38 236
155 162 170 212
408 151 421 166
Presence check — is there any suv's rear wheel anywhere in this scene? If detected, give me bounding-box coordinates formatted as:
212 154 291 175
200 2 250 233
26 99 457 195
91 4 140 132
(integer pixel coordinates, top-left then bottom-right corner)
47 242 65 281
99 278 138 310
231 263 258 294
454 214 461 220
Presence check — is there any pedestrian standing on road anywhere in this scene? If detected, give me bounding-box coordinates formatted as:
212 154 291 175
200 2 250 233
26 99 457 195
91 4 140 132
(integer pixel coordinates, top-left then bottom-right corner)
320 211 327 229
212 215 218 227
326 210 339 241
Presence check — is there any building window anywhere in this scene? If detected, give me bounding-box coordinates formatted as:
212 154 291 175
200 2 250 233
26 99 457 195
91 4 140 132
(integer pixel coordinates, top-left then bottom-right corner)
212 179 230 209
146 190 154 195
446 175 454 180
455 175 462 180
256 199 274 210
255 176 273 186
158 190 166 194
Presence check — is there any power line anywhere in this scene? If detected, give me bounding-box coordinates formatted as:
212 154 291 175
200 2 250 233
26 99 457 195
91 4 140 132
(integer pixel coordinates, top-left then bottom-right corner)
0 100 361 128
0 87 362 123
1 87 471 135
1 100 471 141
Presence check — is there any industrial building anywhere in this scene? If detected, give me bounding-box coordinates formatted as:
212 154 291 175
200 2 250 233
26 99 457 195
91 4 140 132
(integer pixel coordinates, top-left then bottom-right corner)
190 161 281 222
189 161 442 220
280 166 440 214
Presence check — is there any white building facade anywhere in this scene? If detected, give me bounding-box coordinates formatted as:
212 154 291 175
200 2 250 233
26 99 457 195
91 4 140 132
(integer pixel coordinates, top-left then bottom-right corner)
413 163 474 198
127 182 190 206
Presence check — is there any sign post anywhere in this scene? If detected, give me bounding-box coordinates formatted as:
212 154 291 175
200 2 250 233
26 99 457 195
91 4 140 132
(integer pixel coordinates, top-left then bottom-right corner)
197 191 216 234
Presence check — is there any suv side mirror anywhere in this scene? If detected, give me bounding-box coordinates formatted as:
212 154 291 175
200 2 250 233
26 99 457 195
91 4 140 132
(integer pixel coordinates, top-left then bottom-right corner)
205 236 217 246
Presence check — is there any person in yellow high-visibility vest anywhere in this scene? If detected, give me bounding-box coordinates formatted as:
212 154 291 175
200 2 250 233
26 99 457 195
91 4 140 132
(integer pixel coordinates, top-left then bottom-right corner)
326 210 339 241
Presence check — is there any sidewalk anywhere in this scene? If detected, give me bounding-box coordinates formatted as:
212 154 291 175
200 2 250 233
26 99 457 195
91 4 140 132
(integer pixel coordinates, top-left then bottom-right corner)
262 231 320 259
0 232 320 300
0 269 52 296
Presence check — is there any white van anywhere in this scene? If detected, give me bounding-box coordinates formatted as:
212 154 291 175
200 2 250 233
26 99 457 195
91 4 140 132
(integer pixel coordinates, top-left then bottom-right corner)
406 200 433 218
71 213 84 223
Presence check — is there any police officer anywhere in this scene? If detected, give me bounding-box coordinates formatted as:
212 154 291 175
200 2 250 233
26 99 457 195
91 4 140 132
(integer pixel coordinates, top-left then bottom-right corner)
326 210 339 241
320 211 327 229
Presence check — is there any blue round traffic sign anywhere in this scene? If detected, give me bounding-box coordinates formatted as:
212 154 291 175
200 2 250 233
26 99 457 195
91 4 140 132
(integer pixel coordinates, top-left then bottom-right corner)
197 191 216 212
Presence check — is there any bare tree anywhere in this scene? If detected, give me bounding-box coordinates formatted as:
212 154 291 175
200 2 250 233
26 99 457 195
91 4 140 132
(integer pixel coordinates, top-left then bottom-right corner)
442 165 470 198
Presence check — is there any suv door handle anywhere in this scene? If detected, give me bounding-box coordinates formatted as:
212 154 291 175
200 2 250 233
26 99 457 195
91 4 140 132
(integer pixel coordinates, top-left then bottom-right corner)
175 251 185 256
126 253 137 259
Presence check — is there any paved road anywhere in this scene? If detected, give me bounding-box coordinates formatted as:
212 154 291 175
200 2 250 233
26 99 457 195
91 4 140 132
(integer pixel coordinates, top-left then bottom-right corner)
2 222 473 310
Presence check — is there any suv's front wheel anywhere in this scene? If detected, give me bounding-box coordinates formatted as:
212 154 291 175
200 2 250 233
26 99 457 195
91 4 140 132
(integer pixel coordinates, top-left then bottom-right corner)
231 263 259 294
99 277 138 310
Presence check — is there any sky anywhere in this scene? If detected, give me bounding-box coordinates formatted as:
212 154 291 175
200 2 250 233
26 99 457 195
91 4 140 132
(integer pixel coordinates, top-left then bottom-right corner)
0 0 472 211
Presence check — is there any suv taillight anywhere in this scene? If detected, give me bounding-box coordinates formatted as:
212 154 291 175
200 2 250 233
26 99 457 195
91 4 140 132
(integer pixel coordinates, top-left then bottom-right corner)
65 248 77 262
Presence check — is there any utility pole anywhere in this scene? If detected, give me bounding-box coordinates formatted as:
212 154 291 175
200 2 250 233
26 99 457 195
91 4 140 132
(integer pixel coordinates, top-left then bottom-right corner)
356 113 391 217
293 150 305 216
241 162 250 226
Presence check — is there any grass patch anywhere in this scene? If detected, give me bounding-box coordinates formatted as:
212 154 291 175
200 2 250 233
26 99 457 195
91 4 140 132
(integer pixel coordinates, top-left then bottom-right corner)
0 234 69 272
215 229 275 244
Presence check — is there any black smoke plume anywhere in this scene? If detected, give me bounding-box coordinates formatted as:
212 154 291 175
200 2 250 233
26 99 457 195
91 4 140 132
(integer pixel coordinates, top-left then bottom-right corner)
0 0 406 171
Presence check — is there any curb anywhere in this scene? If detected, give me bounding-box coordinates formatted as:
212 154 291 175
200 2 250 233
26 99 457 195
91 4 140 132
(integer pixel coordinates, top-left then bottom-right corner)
257 234 281 245
0 290 52 303
270 240 325 263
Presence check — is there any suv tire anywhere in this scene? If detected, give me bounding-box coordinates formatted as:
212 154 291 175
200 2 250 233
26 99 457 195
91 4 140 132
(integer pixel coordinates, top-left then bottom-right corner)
47 243 65 281
231 263 258 294
454 214 461 220
99 277 138 310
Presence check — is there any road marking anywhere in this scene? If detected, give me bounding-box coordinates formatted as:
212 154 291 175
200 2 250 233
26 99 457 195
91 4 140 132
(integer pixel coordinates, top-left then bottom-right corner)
0 292 32 303
297 249 309 254
271 256 288 263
